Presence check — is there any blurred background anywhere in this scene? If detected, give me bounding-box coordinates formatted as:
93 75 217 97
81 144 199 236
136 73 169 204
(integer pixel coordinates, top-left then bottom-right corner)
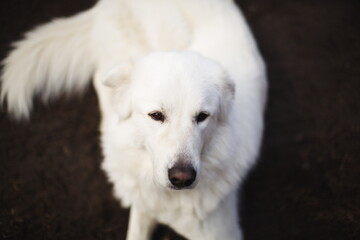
0 0 359 239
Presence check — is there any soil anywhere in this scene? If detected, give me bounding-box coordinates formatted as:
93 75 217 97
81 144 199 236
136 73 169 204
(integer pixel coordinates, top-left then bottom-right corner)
0 0 359 239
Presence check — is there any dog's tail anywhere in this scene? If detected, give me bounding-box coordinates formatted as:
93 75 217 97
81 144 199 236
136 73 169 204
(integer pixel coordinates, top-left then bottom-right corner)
1 9 96 119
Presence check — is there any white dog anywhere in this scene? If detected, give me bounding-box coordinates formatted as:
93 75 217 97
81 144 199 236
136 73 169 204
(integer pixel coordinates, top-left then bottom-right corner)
1 0 267 239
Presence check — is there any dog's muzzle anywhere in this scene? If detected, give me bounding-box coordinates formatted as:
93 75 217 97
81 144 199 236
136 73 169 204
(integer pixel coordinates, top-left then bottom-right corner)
168 162 197 189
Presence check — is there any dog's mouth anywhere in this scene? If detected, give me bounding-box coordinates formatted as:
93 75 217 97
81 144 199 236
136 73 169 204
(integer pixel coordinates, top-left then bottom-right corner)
167 182 197 191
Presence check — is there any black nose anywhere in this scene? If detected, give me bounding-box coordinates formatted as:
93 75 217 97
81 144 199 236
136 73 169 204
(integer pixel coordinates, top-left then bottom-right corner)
168 163 196 189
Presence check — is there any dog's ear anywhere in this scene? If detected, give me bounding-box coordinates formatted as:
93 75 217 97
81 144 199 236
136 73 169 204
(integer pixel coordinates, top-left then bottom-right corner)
218 75 236 122
102 62 133 88
102 62 134 120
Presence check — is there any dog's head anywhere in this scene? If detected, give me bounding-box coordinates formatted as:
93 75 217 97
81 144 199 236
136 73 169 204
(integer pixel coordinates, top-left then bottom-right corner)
103 52 235 190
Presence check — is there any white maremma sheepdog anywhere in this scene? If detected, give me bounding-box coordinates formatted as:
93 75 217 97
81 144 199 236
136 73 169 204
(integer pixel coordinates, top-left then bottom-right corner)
1 0 267 239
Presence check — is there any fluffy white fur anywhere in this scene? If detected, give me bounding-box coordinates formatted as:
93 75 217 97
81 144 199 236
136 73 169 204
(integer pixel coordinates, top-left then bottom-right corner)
1 0 267 239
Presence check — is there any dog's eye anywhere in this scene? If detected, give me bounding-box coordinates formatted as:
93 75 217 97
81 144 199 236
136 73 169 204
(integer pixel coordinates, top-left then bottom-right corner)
196 112 210 123
148 111 165 122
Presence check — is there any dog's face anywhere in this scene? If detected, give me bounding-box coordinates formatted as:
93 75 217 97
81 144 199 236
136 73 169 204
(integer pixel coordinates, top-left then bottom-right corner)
103 52 235 190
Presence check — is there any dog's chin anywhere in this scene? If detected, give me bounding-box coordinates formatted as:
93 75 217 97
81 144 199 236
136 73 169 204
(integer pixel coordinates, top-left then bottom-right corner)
166 182 198 191
168 186 195 191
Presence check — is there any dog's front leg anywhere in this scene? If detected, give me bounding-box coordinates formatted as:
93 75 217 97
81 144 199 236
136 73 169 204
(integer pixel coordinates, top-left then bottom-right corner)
126 206 156 240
